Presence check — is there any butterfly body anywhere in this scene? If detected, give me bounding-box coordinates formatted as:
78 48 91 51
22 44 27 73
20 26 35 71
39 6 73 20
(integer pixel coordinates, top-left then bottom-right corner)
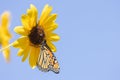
37 40 60 74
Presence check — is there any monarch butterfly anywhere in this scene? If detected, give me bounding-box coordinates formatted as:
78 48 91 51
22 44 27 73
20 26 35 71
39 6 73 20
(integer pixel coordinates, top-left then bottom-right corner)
37 40 60 74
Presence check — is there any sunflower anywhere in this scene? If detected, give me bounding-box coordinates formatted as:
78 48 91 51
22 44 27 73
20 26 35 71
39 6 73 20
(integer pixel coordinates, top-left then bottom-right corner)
12 4 60 68
0 12 12 62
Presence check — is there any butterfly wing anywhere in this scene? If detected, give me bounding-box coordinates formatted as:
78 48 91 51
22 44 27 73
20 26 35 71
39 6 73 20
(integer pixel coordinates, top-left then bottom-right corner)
37 44 60 74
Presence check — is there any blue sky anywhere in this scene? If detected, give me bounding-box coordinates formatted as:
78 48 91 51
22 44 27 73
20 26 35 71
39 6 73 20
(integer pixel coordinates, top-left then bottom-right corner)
0 0 120 80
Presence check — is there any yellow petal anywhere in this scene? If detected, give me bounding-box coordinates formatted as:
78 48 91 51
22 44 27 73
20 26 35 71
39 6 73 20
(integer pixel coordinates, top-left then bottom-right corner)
12 37 29 49
1 11 10 29
0 31 11 42
0 35 2 44
22 45 30 62
43 21 55 30
17 49 24 56
1 41 10 62
21 14 31 30
14 26 29 36
2 48 10 62
39 4 53 26
39 4 49 25
12 41 19 48
47 33 60 42
44 14 57 26
46 23 58 31
29 46 37 68
3 30 12 40
47 41 57 52
0 12 12 40
30 48 40 68
27 4 38 27
0 26 12 40
3 50 10 62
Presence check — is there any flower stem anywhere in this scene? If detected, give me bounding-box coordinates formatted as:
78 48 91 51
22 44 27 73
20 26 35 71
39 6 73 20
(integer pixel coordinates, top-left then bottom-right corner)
0 43 13 52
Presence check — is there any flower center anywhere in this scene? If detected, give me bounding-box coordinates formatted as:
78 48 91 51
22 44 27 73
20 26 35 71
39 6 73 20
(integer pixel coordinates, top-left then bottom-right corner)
28 26 45 46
